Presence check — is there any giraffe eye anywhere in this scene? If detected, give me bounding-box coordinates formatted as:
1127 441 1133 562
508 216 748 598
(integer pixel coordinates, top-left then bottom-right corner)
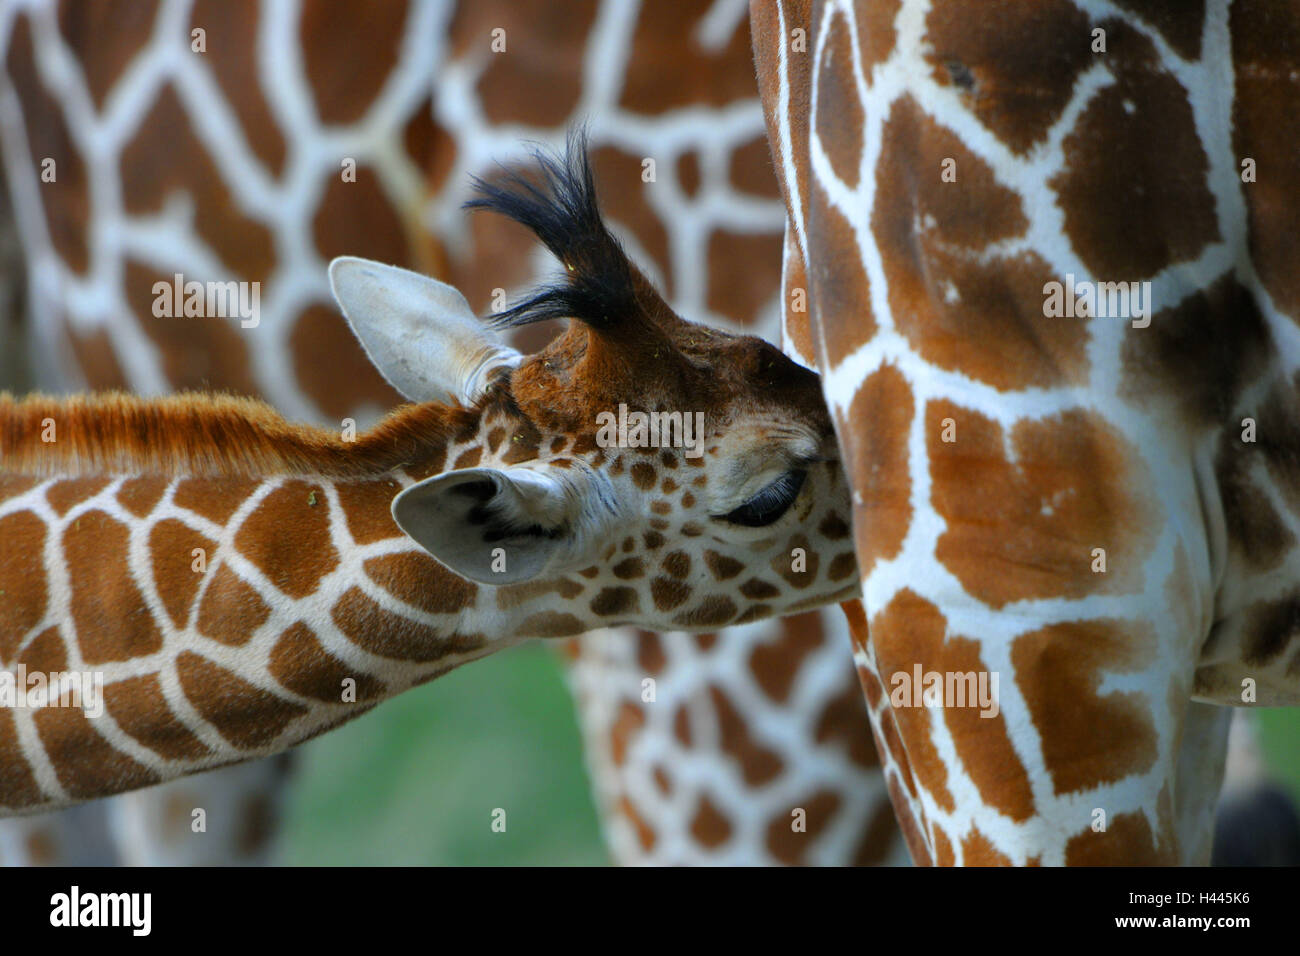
716 469 807 527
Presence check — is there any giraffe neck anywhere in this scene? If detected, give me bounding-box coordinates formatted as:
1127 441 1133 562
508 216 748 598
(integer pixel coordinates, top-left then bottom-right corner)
0 392 596 811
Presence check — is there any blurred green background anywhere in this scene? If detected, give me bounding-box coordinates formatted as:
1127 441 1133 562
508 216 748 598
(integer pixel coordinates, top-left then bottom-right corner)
281 643 609 865
1259 709 1300 804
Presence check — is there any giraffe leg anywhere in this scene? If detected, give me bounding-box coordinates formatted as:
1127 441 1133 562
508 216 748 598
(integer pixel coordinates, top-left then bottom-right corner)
1173 701 1231 865
0 758 292 867
0 803 118 865
105 755 293 866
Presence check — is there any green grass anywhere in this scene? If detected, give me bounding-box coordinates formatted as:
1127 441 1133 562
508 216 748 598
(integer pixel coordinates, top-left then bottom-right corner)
280 643 608 865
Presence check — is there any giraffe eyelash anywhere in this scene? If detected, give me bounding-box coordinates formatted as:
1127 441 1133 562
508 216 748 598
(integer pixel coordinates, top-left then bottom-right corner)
715 469 808 527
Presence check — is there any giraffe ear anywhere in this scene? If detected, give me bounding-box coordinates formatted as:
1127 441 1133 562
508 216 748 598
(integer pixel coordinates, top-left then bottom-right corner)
392 466 606 585
328 256 521 406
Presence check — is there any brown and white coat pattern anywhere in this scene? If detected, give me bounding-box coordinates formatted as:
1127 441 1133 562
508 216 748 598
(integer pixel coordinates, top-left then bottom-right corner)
752 0 1300 864
0 137 885 877
0 0 909 865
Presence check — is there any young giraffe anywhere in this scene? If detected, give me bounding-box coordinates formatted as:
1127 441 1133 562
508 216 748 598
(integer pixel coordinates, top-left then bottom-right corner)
0 140 863 815
0 0 904 864
751 0 1300 864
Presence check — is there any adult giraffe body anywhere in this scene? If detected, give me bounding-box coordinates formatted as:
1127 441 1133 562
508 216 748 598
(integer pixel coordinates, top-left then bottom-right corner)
752 0 1300 864
0 0 905 864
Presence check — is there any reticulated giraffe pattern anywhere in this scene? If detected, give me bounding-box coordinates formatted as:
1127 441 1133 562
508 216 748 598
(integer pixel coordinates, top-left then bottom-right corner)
751 0 1300 864
0 0 907 859
0 189 868 809
0 0 904 858
1 0 791 405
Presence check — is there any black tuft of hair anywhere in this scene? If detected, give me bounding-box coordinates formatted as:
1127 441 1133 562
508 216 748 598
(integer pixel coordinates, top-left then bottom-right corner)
464 127 643 333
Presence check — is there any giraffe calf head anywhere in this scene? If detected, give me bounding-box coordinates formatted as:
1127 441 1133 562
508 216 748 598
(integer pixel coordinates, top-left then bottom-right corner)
329 131 859 630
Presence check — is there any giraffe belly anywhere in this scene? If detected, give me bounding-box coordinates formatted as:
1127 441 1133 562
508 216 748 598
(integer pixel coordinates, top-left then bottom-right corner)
1191 668 1300 708
1193 631 1300 708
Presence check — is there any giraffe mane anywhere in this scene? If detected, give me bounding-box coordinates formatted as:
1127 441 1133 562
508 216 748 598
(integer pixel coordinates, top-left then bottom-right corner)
465 126 670 340
0 391 469 479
